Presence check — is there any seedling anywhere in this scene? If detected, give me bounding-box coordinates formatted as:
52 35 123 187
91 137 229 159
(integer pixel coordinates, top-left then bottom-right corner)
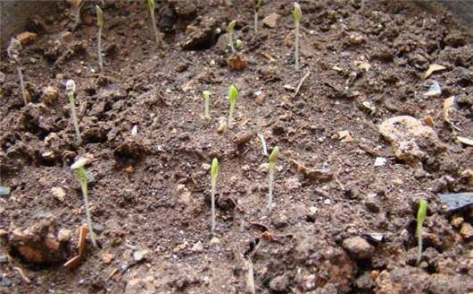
227 20 237 53
258 134 268 156
254 0 262 34
210 158 220 234
267 147 280 212
292 2 302 70
416 200 428 265
203 91 211 120
66 80 82 144
227 85 239 127
147 0 159 44
71 157 97 247
7 38 28 105
95 5 104 71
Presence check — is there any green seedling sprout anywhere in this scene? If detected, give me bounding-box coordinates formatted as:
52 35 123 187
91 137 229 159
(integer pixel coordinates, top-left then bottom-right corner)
96 5 104 71
292 2 302 70
254 0 262 34
267 147 280 213
66 80 82 144
147 0 159 44
210 158 220 234
71 157 97 247
203 91 211 120
227 20 237 53
416 200 428 265
228 85 239 127
7 38 28 105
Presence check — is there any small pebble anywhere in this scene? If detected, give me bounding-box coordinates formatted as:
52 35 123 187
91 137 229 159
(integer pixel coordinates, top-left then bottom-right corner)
210 237 220 244
0 187 11 198
460 223 473 239
0 277 12 287
133 249 149 262
342 236 374 260
323 199 331 205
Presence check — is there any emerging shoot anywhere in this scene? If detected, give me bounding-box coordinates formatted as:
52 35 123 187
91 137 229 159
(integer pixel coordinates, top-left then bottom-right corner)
210 158 220 234
203 91 211 120
416 200 428 265
292 2 302 70
228 85 239 127
267 147 280 213
254 0 262 34
71 157 97 247
227 20 237 53
147 0 159 44
7 38 28 105
258 134 268 156
66 80 82 144
95 5 104 71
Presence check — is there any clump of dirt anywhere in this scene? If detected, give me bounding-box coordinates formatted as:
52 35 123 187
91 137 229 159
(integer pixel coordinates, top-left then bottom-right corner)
0 0 472 293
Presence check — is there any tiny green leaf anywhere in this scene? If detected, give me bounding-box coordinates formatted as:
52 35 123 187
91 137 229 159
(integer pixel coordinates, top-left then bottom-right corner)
229 85 238 103
203 91 211 100
255 0 262 11
292 2 302 26
416 200 428 236
147 0 155 13
227 20 237 34
95 5 104 27
269 146 280 164
211 158 219 181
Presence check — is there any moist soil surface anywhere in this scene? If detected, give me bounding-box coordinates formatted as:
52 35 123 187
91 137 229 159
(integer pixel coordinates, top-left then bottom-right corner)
0 0 473 293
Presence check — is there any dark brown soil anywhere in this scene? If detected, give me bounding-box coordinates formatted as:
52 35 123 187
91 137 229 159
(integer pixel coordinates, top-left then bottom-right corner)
0 0 472 293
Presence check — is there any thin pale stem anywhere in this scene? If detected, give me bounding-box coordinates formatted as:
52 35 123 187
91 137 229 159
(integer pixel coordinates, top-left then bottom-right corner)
80 179 97 247
97 28 104 71
150 11 159 44
97 27 103 71
68 94 82 144
267 165 275 213
17 66 27 105
211 179 216 233
254 12 258 34
416 226 423 265
204 97 210 119
228 103 235 128
258 134 268 156
229 32 235 53
295 25 300 70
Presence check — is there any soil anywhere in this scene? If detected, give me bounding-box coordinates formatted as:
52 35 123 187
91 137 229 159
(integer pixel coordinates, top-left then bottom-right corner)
0 0 472 293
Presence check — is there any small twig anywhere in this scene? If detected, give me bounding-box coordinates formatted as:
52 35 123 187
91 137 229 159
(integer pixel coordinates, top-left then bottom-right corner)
13 266 31 284
257 134 268 156
244 258 256 294
293 71 311 98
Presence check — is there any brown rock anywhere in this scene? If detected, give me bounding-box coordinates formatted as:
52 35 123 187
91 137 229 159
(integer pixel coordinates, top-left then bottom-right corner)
16 32 38 45
342 236 374 260
460 223 473 239
263 13 281 28
379 116 444 162
51 187 66 202
60 31 73 43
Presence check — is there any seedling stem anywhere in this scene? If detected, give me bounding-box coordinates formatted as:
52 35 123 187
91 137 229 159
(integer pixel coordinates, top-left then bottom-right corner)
416 200 428 265
268 147 280 213
7 38 28 105
210 158 220 233
228 85 239 127
71 158 97 247
292 3 302 70
254 0 262 34
147 0 159 44
66 80 82 144
203 91 211 120
227 20 237 53
96 5 104 71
